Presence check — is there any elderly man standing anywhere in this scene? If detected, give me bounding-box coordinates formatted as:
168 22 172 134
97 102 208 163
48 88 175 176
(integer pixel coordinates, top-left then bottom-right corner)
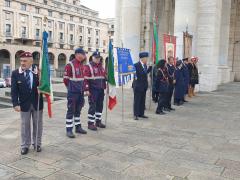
132 52 152 120
11 52 44 155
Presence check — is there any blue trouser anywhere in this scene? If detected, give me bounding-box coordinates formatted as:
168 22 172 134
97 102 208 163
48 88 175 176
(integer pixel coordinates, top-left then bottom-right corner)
88 89 105 124
66 92 84 132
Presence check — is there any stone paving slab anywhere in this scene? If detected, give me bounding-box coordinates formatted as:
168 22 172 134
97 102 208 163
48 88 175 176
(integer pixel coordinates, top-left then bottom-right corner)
0 82 240 179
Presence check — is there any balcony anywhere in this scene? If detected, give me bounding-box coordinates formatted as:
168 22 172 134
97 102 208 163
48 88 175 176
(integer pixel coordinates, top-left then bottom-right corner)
69 40 75 45
5 32 12 37
20 33 28 39
88 43 93 47
35 35 41 41
59 39 65 44
48 37 53 43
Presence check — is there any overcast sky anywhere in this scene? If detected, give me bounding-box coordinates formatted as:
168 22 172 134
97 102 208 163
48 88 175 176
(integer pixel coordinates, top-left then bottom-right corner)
81 0 116 19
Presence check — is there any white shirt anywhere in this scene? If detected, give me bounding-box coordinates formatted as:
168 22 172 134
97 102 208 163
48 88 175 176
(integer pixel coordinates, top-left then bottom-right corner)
24 70 33 89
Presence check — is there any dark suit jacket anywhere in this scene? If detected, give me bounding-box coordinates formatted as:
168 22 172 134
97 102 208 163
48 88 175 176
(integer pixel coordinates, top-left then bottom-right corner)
11 65 43 112
132 61 152 92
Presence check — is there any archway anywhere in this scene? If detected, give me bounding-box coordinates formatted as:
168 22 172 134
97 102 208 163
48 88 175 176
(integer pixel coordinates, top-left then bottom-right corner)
32 51 40 66
0 49 11 78
48 52 55 77
15 50 24 69
69 54 75 61
57 53 66 77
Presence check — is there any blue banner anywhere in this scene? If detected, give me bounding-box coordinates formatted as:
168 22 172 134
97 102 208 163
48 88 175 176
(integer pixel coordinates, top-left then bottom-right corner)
116 48 135 86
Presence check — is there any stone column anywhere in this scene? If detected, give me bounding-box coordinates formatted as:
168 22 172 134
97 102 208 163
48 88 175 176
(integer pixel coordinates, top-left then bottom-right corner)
120 0 142 63
217 0 231 84
196 0 223 91
174 0 198 59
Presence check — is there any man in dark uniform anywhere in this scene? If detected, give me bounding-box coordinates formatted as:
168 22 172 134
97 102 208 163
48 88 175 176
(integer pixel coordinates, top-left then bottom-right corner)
166 56 175 111
63 48 88 138
132 52 152 120
84 51 106 131
155 59 169 115
182 58 190 102
11 52 44 155
151 65 159 103
174 60 185 106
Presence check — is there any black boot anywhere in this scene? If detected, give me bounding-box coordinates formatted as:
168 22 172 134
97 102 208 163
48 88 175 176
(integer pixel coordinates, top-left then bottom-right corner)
66 131 75 138
75 125 87 134
88 122 97 131
96 121 106 128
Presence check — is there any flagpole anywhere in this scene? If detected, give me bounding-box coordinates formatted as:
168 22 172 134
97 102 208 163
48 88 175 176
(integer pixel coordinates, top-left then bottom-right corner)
104 56 110 127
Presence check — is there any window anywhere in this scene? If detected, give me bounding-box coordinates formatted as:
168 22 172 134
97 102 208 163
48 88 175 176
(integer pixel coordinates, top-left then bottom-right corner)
21 4 27 11
36 7 40 14
88 20 91 25
48 31 52 39
79 26 83 33
96 22 99 27
80 36 83 43
44 0 47 5
70 34 73 41
48 10 52 17
96 30 99 36
70 24 74 31
5 0 10 7
79 18 83 23
70 16 73 21
21 26 27 37
59 13 63 19
5 12 11 20
73 1 76 5
103 40 106 46
48 20 52 28
36 29 40 37
111 25 114 28
59 22 64 30
60 32 63 40
96 38 99 45
88 28 91 35
5 24 11 33
35 18 41 26
88 37 91 44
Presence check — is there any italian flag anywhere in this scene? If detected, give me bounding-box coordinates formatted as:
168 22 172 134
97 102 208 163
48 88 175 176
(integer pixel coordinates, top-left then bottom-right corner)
38 31 53 118
107 40 117 110
152 17 159 64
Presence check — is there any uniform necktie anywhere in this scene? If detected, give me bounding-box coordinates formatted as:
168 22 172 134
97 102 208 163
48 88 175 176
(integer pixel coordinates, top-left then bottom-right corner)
25 70 31 89
144 64 147 73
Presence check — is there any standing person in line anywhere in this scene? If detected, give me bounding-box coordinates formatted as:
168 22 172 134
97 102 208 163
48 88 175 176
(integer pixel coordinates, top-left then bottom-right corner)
166 56 175 111
132 52 152 120
174 60 185 106
182 58 190 103
155 59 169 115
84 51 106 131
11 52 44 155
151 64 159 103
63 48 88 138
188 56 199 96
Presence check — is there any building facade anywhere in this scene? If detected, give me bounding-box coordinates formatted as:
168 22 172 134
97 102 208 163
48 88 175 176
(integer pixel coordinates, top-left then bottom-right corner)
115 0 240 91
0 0 110 78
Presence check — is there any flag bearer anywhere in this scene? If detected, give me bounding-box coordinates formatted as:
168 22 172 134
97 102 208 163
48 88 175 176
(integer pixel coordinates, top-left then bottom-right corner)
63 48 88 138
85 51 106 131
166 56 175 111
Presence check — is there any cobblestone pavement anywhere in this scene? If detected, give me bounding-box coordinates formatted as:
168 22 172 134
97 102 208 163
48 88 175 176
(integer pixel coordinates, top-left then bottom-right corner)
0 83 240 180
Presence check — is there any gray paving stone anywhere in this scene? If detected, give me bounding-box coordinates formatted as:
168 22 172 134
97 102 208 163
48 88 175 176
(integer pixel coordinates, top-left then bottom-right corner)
216 159 240 171
14 173 42 180
44 170 90 180
0 164 23 180
9 158 60 178
221 168 240 179
187 171 228 180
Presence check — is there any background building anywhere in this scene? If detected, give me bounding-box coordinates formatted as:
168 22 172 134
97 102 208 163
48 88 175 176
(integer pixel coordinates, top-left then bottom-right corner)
0 0 110 78
115 0 240 91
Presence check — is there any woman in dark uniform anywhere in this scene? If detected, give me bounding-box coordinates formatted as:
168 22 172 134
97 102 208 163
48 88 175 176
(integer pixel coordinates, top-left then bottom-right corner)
188 56 199 96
